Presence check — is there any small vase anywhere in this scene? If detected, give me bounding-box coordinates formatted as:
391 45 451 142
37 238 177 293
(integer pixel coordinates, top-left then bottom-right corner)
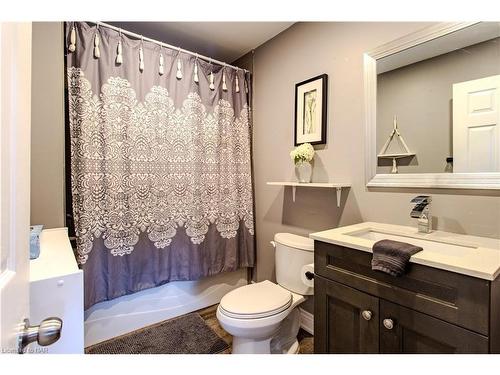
295 161 312 183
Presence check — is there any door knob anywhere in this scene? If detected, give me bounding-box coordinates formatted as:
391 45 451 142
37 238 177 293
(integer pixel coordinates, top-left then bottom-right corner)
361 310 372 321
383 318 394 330
17 317 63 354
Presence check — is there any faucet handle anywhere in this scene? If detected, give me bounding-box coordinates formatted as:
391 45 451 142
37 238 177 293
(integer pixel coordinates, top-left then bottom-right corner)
410 196 432 233
410 195 431 204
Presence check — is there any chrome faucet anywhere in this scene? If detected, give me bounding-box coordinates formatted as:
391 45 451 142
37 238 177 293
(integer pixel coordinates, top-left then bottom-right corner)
410 195 432 233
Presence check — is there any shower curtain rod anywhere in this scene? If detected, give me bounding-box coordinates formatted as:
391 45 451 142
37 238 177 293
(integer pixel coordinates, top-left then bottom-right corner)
90 21 250 73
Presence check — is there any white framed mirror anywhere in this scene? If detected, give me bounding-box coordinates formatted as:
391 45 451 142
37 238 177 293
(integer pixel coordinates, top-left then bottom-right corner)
365 22 500 189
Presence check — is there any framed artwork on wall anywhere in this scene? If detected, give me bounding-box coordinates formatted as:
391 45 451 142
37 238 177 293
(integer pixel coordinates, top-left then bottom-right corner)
294 73 328 145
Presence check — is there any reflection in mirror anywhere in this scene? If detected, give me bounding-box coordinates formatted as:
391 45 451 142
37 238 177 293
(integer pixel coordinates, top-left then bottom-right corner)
376 22 500 174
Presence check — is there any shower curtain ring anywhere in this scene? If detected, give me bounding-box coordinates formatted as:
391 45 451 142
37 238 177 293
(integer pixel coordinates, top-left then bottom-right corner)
139 36 145 72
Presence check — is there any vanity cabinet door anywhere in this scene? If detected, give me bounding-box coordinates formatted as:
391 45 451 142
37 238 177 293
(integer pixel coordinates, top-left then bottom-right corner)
315 275 379 353
380 300 489 354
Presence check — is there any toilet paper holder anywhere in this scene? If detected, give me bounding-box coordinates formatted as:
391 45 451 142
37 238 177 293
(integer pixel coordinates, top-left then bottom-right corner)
305 271 314 280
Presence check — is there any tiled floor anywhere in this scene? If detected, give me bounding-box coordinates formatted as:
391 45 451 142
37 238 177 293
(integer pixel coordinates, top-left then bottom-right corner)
198 304 314 354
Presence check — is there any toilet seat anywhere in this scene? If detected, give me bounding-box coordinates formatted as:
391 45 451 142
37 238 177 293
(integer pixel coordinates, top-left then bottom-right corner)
219 280 292 319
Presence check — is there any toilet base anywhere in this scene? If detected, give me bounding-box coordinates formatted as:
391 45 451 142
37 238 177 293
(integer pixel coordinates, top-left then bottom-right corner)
232 336 273 354
231 337 300 354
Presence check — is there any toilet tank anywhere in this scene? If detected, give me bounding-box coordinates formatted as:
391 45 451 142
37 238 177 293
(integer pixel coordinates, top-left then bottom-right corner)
274 233 314 295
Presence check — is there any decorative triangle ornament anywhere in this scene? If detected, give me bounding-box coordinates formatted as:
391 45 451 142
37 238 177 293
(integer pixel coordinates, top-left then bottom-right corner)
377 116 415 173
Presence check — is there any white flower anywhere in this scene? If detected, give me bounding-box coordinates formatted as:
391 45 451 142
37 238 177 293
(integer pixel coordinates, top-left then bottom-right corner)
290 143 315 164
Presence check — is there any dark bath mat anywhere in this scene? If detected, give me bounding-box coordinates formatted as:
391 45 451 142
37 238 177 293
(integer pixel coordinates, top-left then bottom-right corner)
85 313 229 354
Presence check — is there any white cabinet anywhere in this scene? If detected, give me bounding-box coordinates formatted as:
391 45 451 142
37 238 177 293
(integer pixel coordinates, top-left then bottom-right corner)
29 228 84 353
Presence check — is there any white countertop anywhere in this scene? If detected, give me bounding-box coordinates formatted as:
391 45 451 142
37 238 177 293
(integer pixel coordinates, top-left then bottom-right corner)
310 222 500 280
30 228 81 282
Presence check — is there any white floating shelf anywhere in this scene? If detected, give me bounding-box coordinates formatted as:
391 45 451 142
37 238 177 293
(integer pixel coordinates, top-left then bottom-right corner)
267 182 351 207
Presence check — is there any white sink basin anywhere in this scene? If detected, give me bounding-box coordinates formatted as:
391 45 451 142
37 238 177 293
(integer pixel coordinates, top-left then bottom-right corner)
309 222 500 280
346 229 477 258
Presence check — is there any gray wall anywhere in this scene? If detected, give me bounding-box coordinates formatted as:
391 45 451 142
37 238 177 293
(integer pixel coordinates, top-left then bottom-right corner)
30 22 66 228
249 22 500 287
377 37 500 173
29 21 500 295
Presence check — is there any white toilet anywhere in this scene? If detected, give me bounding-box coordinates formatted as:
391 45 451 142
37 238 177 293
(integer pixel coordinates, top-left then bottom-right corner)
216 233 314 354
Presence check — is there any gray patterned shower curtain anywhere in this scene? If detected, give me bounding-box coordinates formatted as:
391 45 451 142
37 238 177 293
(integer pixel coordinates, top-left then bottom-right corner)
65 22 255 309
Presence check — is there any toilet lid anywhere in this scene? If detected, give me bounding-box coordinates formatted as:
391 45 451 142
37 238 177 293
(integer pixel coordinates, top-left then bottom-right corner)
274 233 314 252
219 280 292 319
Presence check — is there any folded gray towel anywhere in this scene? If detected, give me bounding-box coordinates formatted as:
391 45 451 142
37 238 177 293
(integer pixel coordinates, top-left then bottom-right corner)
371 239 423 276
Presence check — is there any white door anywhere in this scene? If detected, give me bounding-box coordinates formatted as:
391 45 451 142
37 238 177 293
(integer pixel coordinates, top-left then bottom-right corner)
453 74 500 172
0 22 31 353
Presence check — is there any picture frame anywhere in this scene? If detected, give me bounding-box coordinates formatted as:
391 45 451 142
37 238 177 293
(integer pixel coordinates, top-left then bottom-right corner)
294 73 328 146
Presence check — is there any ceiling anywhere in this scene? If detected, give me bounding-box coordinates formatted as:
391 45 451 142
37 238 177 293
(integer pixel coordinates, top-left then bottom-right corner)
108 22 294 63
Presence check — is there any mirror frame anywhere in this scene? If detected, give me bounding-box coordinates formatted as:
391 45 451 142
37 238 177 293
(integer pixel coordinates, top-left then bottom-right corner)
364 22 500 190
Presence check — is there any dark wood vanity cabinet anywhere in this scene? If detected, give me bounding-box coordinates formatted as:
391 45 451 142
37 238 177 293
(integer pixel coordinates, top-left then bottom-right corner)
315 275 379 353
314 241 500 354
379 299 489 353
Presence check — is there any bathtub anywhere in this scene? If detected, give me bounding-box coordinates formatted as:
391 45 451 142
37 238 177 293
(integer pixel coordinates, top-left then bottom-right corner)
84 268 248 346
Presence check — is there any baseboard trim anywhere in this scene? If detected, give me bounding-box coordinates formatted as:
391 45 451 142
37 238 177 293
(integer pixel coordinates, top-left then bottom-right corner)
299 307 314 335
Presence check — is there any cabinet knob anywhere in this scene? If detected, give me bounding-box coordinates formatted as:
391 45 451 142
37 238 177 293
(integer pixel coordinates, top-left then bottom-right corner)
361 310 372 321
383 318 394 330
